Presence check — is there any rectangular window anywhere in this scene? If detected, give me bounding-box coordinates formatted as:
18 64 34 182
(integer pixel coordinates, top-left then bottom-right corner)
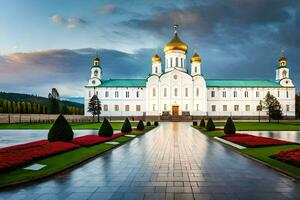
174 88 178 97
126 91 129 98
115 91 119 98
185 88 188 97
234 91 237 98
153 88 156 97
212 105 216 112
286 105 290 112
211 91 215 98
164 104 167 111
105 91 109 98
103 105 108 111
125 105 130 112
286 91 289 98
196 88 199 97
222 91 226 98
278 90 280 98
136 105 141 111
234 105 239 111
96 91 98 96
114 105 119 111
256 91 259 98
245 105 250 111
196 104 199 111
136 91 139 98
257 105 262 111
185 104 188 110
223 105 227 111
153 104 155 111
245 91 248 98
164 88 167 97
89 91 91 98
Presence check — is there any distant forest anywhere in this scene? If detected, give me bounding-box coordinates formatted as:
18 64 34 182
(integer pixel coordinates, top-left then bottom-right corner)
0 92 84 115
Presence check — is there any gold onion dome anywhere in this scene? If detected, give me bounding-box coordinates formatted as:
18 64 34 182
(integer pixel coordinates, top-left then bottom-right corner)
279 56 286 62
152 54 161 62
190 52 202 63
164 25 188 53
94 57 100 61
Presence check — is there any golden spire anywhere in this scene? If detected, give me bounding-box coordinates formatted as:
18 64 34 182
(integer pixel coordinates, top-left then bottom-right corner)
164 25 188 53
279 47 286 62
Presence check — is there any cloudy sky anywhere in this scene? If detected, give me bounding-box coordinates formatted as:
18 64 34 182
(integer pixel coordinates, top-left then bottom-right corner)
0 0 299 97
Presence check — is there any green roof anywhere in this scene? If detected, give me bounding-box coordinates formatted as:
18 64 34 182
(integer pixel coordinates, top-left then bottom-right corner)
100 79 147 87
98 79 281 88
206 79 281 88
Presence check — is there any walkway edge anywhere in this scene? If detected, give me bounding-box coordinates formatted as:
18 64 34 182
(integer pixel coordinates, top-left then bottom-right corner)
195 128 300 181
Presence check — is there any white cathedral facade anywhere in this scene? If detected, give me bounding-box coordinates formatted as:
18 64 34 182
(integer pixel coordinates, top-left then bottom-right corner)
84 26 296 120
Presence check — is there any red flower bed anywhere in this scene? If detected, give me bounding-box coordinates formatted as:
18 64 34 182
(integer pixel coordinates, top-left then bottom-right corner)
0 141 79 171
72 133 125 147
222 134 291 147
271 148 300 167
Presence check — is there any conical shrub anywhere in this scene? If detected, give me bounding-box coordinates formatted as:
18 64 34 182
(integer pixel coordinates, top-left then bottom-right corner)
121 118 132 133
48 114 74 142
200 119 206 128
206 118 215 131
99 118 114 137
137 120 145 130
146 121 151 126
224 117 236 135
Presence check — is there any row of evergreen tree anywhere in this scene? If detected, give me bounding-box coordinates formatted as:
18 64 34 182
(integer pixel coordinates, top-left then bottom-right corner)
0 99 83 115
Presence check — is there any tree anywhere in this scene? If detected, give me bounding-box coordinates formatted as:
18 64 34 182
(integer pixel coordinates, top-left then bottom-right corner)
206 118 215 131
27 102 32 114
271 109 283 124
48 88 60 114
21 101 26 114
48 114 74 142
88 95 101 122
137 120 144 130
200 119 206 128
12 101 17 113
17 102 21 113
224 117 236 135
98 118 113 137
3 100 8 113
263 92 283 122
7 100 12 113
32 102 38 114
121 118 132 133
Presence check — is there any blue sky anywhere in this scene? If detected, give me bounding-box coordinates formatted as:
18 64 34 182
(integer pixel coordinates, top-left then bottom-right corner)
0 0 299 97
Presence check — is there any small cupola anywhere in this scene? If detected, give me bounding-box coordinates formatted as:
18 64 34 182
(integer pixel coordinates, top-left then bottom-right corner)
152 54 162 63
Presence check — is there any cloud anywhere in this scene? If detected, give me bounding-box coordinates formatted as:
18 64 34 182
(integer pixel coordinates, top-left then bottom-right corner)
99 4 115 15
50 15 87 29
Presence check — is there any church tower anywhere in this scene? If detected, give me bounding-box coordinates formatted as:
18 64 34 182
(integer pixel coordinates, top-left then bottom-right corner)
88 51 102 87
164 25 188 73
276 50 294 87
190 51 202 76
151 54 162 75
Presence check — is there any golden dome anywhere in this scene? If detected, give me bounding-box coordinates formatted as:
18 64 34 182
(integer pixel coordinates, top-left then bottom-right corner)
278 56 286 62
190 52 201 63
152 54 161 62
164 25 188 53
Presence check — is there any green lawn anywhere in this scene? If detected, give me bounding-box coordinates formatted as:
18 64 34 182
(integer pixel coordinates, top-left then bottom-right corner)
214 122 300 131
0 122 138 130
0 126 155 188
193 127 300 178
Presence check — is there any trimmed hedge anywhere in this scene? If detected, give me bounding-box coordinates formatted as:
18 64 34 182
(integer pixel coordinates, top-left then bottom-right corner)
137 120 145 130
99 118 114 137
193 121 197 126
146 121 151 126
200 119 206 128
206 118 215 131
154 121 159 126
224 117 236 135
48 114 74 142
121 118 132 133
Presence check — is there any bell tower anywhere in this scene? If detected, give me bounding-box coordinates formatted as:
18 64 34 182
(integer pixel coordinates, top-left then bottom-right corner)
88 51 102 86
190 50 202 76
276 49 294 87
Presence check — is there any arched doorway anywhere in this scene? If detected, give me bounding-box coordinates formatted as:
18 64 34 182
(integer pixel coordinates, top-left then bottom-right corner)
172 105 179 116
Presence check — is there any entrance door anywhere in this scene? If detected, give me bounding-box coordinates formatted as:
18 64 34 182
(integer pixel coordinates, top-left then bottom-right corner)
172 106 179 116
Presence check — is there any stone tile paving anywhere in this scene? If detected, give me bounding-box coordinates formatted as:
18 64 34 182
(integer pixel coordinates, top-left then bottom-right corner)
0 122 300 200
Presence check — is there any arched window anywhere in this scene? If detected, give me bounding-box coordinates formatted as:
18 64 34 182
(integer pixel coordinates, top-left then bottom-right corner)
196 88 199 97
155 67 158 73
282 70 287 78
152 88 156 97
176 57 178 67
245 91 248 98
164 88 167 97
195 67 197 73
181 58 183 68
170 58 173 67
174 88 178 97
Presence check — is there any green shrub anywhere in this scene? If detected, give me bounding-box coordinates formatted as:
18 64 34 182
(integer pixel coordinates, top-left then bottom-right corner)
99 118 114 137
154 121 159 126
224 117 236 135
200 119 206 128
146 121 151 126
192 121 197 126
48 114 74 142
137 120 144 130
206 118 215 131
121 118 132 133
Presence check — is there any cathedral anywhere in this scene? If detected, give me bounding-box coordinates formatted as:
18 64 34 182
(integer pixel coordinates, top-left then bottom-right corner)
84 25 296 120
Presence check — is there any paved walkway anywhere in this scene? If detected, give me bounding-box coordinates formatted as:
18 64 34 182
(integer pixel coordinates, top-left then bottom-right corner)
0 122 300 200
